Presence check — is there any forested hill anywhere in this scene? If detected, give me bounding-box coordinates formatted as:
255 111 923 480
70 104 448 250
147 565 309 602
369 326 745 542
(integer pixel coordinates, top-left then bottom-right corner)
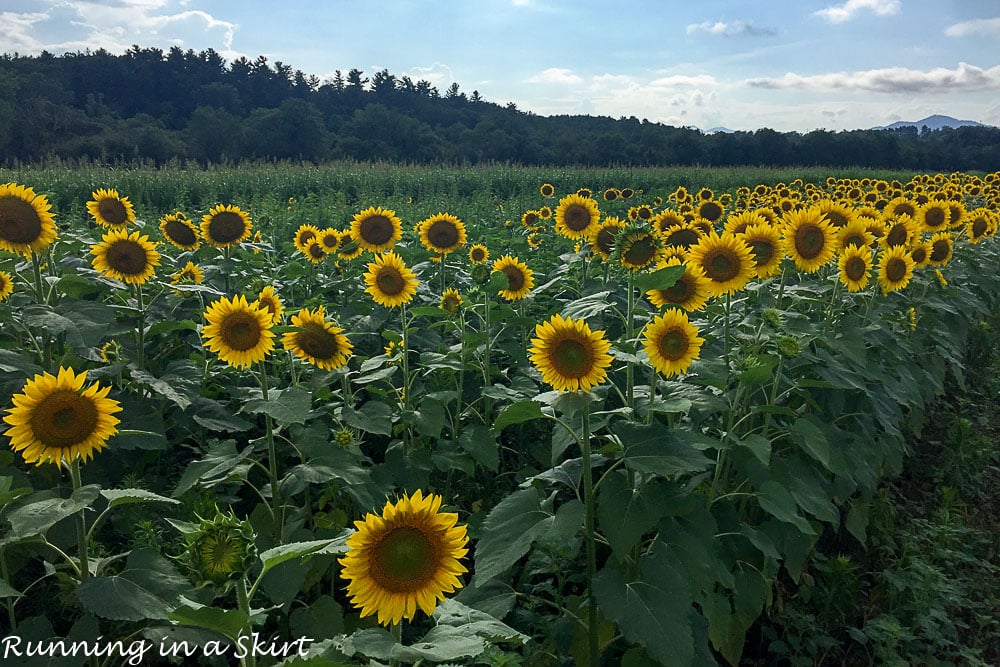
2 46 998 169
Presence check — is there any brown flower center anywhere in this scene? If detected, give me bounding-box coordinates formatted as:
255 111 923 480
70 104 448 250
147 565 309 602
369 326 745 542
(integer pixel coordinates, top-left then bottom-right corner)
665 228 699 250
98 198 129 226
562 204 592 232
165 220 197 247
924 207 947 229
0 196 44 244
794 225 826 259
106 239 149 276
623 236 656 267
929 239 950 263
426 219 460 249
885 257 907 283
30 389 98 449
377 267 406 296
699 202 723 222
221 312 262 351
370 526 438 592
359 215 394 246
501 265 525 292
747 239 775 266
550 338 592 378
656 329 689 361
207 212 247 244
703 248 740 282
844 256 867 281
297 324 340 360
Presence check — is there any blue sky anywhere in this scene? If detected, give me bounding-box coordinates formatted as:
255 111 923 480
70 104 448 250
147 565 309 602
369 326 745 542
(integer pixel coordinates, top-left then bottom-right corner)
3 0 999 132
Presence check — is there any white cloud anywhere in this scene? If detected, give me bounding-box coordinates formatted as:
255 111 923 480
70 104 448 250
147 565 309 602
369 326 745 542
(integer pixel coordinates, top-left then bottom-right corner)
528 67 583 85
746 62 1000 93
944 17 1000 37
404 63 455 89
686 20 776 37
0 11 49 52
813 0 901 24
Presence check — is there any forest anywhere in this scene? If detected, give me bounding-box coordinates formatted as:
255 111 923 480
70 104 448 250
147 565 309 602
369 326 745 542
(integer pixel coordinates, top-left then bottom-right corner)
1 45 999 169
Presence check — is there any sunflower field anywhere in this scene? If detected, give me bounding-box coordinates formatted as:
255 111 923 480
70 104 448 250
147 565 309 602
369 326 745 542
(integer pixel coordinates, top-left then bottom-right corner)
1 164 999 666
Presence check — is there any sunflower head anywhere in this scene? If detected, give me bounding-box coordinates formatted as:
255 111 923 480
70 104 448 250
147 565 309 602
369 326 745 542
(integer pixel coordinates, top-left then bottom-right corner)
337 231 364 260
686 232 755 298
91 229 161 285
539 183 556 198
642 309 705 378
159 212 201 250
616 226 661 272
170 261 204 286
837 245 873 292
739 223 787 279
202 295 275 368
178 508 257 587
351 207 403 253
529 313 613 392
591 217 625 262
3 367 121 466
293 224 322 255
319 228 341 253
252 285 284 325
781 207 836 273
364 252 419 308
201 204 252 248
877 245 916 294
554 194 600 240
282 306 353 371
439 288 462 314
87 188 136 229
339 490 469 626
468 243 490 264
0 182 59 256
419 213 467 254
492 255 535 302
646 258 711 312
0 270 14 301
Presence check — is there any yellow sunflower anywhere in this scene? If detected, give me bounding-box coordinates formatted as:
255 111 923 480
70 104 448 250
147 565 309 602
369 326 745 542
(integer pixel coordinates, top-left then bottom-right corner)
159 212 201 251
86 188 136 229
877 245 916 294
696 199 725 224
738 223 786 279
686 232 755 298
884 196 917 221
538 206 553 220
282 306 353 371
0 270 13 301
252 285 284 325
304 240 327 264
926 231 953 267
492 255 534 301
539 183 556 198
617 228 661 272
814 199 852 229
0 182 59 256
521 210 540 227
554 193 600 240
319 228 341 253
723 210 767 236
337 231 364 260
882 214 916 248
293 224 322 255
170 261 204 285
90 229 160 285
440 288 463 314
782 207 836 273
836 218 875 253
916 201 950 233
419 213 467 254
202 295 275 368
351 206 403 253
201 204 252 248
653 209 687 234
642 310 705 378
364 252 419 308
590 217 625 262
3 367 121 466
908 240 930 268
339 490 469 626
646 258 711 312
965 208 994 243
837 245 873 292
529 313 613 392
660 221 703 254
468 244 490 264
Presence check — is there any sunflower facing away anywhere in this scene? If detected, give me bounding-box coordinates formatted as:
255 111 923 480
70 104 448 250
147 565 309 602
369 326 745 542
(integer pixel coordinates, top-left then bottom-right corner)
554 193 600 240
0 182 59 256
170 261 204 285
782 207 836 273
364 252 419 308
646 258 711 312
282 306 353 371
91 228 161 285
201 204 252 248
0 270 13 301
686 232 755 298
492 255 535 301
837 245 873 292
642 309 705 378
202 295 275 368
529 313 613 392
877 245 916 295
87 188 136 228
339 490 469 626
351 207 403 253
159 211 201 251
419 212 467 255
252 285 284 324
468 244 490 264
4 366 121 466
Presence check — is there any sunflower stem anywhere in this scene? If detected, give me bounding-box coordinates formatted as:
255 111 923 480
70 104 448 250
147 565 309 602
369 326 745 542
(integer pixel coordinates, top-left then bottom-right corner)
256 363 282 539
724 291 733 388
390 621 404 667
236 578 258 667
135 283 146 371
1 547 16 631
482 289 492 420
579 400 600 667
31 251 46 304
400 303 412 447
625 271 636 411
68 459 90 582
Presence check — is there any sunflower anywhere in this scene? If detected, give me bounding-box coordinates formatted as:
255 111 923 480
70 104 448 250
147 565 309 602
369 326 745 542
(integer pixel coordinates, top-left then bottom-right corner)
170 261 204 285
293 224 322 255
252 285 284 324
739 223 786 279
529 313 613 392
882 214 915 248
836 218 875 253
90 229 160 285
653 209 687 234
696 199 725 224
3 366 121 466
527 233 542 249
554 193 600 240
86 188 136 229
877 245 916 294
660 221 703 253
642 310 704 378
201 204 252 248
814 199 852 229
538 206 553 220
521 210 540 227
539 183 556 198
946 201 966 229
440 288 462 314
603 188 619 202
202 295 275 368
590 217 625 262
319 228 341 253
304 240 327 264
837 245 872 292
884 196 917 221
908 240 930 268
782 207 836 273
926 232 953 267
468 244 490 264
492 255 534 301
723 210 767 236
419 213 467 254
0 270 13 301
686 232 755 298
916 201 950 233
351 206 403 253
617 227 661 272
337 231 364 260
645 258 711 312
339 490 469 626
965 208 994 243
0 182 59 256
282 306 353 371
159 212 200 250
364 252 419 308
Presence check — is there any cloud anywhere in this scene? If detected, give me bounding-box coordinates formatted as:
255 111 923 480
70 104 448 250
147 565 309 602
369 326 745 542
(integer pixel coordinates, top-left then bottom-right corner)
813 0 901 24
746 62 1000 93
944 17 1000 37
686 20 777 37
405 63 455 88
528 67 583 85
0 11 49 52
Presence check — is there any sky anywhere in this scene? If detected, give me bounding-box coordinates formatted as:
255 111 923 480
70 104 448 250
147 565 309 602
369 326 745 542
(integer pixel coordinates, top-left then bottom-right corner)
2 0 999 133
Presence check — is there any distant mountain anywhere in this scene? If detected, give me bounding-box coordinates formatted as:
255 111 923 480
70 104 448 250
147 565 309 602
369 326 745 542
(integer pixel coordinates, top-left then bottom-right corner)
873 115 985 132
705 126 735 134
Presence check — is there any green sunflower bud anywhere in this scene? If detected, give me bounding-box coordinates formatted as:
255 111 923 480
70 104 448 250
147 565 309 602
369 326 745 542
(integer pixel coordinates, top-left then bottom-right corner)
470 263 491 284
177 508 257 586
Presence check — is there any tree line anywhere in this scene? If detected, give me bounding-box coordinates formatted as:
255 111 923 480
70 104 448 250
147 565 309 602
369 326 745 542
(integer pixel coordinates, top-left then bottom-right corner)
1 46 998 170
